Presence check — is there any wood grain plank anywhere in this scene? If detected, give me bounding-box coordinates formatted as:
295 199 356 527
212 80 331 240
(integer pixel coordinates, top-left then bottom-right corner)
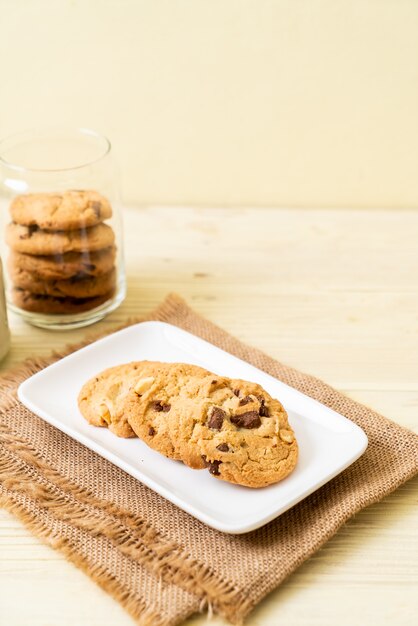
0 206 417 626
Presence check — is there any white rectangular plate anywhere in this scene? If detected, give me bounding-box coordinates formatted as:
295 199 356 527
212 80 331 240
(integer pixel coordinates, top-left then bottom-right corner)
18 321 367 534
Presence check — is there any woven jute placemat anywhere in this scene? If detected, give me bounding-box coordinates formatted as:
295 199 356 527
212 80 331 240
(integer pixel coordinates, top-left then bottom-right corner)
1 294 417 626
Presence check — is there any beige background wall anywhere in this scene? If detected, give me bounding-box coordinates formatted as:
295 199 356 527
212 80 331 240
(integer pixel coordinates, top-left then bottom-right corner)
0 0 417 208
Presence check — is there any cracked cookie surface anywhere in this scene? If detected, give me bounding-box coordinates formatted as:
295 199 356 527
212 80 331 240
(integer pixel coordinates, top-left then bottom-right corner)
9 247 116 280
12 288 114 314
10 190 112 231
78 363 149 438
9 264 116 298
78 361 298 487
6 222 115 255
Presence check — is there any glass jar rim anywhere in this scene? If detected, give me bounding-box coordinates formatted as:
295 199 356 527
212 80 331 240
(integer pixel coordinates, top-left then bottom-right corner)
0 126 111 173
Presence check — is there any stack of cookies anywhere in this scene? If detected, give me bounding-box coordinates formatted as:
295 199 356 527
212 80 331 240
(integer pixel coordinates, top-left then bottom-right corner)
5 190 117 314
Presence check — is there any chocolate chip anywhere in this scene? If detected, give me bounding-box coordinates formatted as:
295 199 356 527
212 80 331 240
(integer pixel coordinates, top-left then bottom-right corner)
230 411 261 429
20 224 39 239
69 274 88 283
216 443 229 452
207 407 225 430
233 389 240 397
72 272 88 281
211 380 217 384
150 400 171 412
239 395 253 406
27 224 38 236
201 455 222 476
82 263 96 271
90 200 102 217
257 396 270 416
148 426 156 436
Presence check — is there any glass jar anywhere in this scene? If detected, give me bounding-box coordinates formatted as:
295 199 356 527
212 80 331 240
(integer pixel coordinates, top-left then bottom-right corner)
0 127 126 329
0 255 11 361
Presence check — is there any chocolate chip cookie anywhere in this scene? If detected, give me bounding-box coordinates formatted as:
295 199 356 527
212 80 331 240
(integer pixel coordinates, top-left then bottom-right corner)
78 362 201 439
9 247 116 280
78 363 167 438
9 264 116 299
78 361 298 488
12 288 114 314
6 222 115 255
10 190 112 231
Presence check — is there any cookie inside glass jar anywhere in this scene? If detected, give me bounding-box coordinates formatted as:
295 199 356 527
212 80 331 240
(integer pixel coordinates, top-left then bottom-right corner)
5 190 117 315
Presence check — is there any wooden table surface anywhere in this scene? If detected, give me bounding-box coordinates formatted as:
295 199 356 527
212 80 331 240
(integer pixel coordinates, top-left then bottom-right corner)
1 206 417 626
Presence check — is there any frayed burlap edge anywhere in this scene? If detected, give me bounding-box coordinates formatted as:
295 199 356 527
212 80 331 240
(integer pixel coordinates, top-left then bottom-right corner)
0 484 169 626
0 428 245 622
0 295 252 624
1 293 417 625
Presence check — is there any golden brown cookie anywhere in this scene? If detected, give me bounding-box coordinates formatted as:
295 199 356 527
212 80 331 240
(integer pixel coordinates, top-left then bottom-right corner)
77 363 168 438
78 361 298 488
9 247 116 280
12 288 114 314
10 190 112 231
9 264 116 299
6 222 115 255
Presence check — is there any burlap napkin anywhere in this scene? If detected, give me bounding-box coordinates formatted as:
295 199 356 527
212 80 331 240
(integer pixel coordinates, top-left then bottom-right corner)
1 294 417 626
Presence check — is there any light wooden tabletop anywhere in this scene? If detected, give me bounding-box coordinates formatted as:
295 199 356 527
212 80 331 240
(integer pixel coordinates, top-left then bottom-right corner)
1 206 417 626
